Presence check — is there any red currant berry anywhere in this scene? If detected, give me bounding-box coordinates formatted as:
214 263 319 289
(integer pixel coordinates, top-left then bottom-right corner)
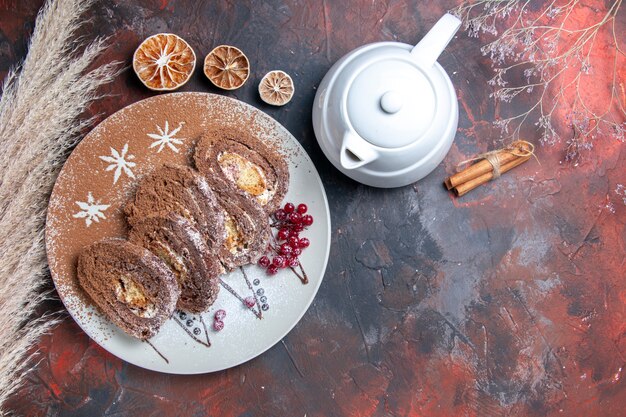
267 265 279 275
280 243 293 255
293 224 304 232
288 236 300 248
258 256 270 268
293 247 302 256
297 203 308 214
284 202 295 213
213 320 224 331
299 237 310 248
274 209 286 221
302 214 314 226
272 256 285 267
244 296 256 308
288 257 300 267
277 227 290 241
214 309 226 320
288 212 302 224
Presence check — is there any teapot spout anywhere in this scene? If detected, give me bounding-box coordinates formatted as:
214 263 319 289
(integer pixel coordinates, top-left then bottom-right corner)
410 13 461 68
340 131 378 170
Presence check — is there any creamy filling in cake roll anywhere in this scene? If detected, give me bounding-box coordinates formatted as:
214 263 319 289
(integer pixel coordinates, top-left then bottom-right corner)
217 152 272 205
113 274 157 318
194 126 289 213
129 214 222 313
211 186 271 271
150 240 190 286
124 164 226 250
77 239 180 340
224 214 246 254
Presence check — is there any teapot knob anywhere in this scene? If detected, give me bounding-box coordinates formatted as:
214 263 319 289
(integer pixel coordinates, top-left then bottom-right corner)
380 91 403 114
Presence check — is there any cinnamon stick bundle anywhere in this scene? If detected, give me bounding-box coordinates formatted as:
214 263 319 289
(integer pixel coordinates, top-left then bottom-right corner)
445 141 534 197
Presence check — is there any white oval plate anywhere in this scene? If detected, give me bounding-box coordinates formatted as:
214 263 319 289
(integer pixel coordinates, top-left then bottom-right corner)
46 92 330 374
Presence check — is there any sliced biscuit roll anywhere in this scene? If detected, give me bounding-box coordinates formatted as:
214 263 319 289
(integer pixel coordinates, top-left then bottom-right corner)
77 239 180 340
194 127 289 213
124 164 226 250
210 181 271 271
129 214 222 313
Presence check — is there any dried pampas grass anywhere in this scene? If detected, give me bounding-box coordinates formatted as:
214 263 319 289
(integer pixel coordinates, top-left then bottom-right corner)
0 0 120 410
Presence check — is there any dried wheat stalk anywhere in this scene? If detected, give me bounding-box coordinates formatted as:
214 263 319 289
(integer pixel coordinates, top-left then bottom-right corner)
0 0 120 410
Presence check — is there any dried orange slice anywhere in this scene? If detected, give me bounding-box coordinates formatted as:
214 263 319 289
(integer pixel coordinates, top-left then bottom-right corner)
203 45 250 90
133 33 196 91
258 70 295 106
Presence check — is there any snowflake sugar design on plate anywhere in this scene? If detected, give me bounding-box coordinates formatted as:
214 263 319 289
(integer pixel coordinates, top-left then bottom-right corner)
72 192 110 227
99 143 136 185
147 121 185 153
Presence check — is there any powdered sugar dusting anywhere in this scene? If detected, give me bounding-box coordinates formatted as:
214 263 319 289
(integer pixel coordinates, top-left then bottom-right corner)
99 143 136 185
147 121 185 153
176 216 206 250
72 192 111 227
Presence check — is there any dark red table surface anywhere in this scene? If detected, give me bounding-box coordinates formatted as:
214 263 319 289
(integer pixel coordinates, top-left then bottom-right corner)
2 1 625 416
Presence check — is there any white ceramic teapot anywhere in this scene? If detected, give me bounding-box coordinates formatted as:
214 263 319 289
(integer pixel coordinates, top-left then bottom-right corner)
312 13 461 188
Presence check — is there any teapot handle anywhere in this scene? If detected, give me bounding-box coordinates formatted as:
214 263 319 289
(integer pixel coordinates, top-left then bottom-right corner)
410 13 461 68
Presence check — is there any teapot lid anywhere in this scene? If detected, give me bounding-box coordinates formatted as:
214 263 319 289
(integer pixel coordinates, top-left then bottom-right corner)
346 57 436 149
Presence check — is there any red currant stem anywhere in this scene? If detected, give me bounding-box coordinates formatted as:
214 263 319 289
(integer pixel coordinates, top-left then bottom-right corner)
270 219 293 228
270 220 311 230
269 241 285 258
265 230 279 252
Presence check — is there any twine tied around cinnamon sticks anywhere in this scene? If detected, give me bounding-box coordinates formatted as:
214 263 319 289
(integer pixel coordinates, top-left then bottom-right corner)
444 140 535 197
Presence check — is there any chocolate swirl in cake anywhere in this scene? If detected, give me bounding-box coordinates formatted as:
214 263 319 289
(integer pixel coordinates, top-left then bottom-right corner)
129 214 222 313
77 239 180 340
194 126 289 213
124 164 226 249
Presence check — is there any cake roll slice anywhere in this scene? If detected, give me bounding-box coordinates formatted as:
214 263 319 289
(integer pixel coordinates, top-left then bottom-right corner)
194 126 289 213
77 239 180 340
211 181 271 270
124 164 226 249
129 214 222 313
